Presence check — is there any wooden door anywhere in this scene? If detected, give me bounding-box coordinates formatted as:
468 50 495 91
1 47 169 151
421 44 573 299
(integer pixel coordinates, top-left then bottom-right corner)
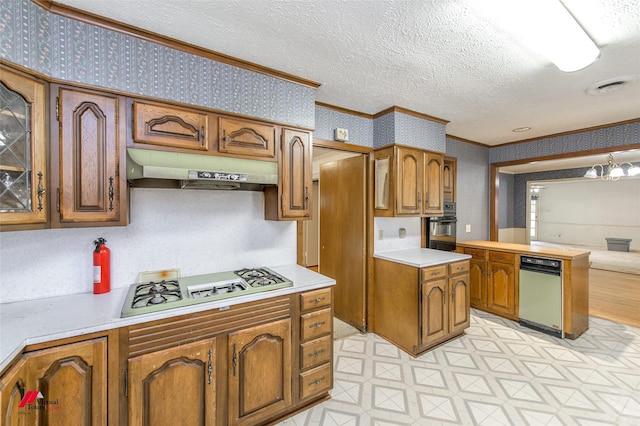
219 116 276 159
469 259 487 309
421 279 448 347
128 338 216 426
132 101 209 150
0 356 31 426
228 319 292 426
280 128 311 219
424 153 444 215
320 155 367 330
449 274 471 334
396 147 422 215
26 338 107 426
57 87 125 225
487 262 516 316
0 67 47 228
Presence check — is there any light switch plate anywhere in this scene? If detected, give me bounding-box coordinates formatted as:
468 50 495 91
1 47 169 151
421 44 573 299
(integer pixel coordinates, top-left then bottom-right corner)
466 224 471 232
334 127 349 142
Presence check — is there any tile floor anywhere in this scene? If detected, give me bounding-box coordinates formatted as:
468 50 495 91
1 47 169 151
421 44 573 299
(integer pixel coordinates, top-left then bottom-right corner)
278 309 640 425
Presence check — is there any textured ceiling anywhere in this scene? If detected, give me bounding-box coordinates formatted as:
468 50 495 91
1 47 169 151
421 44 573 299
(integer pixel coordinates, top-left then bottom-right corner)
56 0 640 146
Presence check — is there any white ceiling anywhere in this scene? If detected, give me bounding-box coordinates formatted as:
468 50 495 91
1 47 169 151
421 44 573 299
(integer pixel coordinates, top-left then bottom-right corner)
56 0 640 148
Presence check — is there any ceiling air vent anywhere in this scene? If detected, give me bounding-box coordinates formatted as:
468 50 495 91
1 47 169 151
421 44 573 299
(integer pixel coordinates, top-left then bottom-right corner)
586 76 636 95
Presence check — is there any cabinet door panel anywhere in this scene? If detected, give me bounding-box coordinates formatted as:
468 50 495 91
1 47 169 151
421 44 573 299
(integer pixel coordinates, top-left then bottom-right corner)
58 88 121 223
27 338 107 426
128 338 216 426
449 274 471 334
424 153 443 214
280 129 311 219
421 279 448 346
396 147 421 214
219 116 275 159
0 67 47 228
0 357 31 426
469 259 487 309
487 263 516 316
133 102 208 150
228 319 292 425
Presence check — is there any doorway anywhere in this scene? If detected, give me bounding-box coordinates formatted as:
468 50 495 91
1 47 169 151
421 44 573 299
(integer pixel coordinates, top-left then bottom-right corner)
299 139 372 331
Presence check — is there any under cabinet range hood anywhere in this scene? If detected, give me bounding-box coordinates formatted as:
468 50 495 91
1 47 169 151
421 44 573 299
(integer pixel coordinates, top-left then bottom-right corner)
126 148 278 190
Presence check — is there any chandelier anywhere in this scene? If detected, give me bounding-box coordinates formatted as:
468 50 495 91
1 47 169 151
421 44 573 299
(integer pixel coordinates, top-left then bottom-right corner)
583 154 640 181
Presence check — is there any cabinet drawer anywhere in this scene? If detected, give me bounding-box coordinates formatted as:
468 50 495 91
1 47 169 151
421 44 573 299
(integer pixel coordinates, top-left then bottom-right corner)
421 265 448 282
489 251 515 264
300 335 332 370
463 247 486 260
300 308 332 341
300 288 332 312
449 260 470 275
299 363 332 399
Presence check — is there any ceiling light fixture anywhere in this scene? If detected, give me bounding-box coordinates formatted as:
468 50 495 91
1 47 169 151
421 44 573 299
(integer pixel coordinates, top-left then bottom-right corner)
479 0 600 72
584 154 640 181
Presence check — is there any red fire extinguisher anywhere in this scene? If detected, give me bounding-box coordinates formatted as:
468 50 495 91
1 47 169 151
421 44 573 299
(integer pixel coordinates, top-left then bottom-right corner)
93 237 111 294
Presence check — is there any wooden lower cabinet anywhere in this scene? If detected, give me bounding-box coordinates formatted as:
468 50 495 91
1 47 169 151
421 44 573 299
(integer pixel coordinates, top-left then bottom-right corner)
487 261 516 318
462 247 518 320
0 337 107 426
127 338 216 426
228 319 292 426
374 258 471 356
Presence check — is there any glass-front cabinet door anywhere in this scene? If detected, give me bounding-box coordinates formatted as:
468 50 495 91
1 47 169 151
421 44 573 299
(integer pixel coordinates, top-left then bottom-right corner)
0 67 47 228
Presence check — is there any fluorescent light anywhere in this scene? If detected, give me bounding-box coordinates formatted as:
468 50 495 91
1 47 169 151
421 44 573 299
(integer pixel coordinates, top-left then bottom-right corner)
476 0 600 72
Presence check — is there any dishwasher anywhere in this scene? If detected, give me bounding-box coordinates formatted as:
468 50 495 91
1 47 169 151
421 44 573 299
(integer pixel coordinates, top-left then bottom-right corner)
519 255 563 338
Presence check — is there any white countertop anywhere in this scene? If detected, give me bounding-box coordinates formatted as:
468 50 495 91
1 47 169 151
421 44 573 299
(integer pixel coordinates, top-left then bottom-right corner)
0 265 335 373
374 248 471 268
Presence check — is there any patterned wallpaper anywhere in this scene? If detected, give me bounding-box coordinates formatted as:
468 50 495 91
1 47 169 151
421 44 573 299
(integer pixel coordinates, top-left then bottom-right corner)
372 110 446 152
489 121 640 163
0 0 316 127
314 105 373 147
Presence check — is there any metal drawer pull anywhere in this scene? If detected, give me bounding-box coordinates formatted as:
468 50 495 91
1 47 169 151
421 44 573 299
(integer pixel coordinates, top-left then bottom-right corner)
309 376 325 386
431 272 440 276
309 349 325 357
309 321 326 329
311 296 326 303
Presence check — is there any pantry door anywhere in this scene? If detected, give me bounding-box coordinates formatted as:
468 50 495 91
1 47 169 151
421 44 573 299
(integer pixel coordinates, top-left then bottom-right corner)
320 155 367 330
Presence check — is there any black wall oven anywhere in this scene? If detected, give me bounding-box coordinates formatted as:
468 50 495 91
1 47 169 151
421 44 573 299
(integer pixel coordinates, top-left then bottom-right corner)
427 202 457 251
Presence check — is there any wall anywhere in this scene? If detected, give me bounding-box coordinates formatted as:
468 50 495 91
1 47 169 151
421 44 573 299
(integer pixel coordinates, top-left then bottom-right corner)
1 0 315 128
373 111 446 152
490 122 640 163
314 105 373 147
446 138 490 242
0 189 297 303
536 179 640 250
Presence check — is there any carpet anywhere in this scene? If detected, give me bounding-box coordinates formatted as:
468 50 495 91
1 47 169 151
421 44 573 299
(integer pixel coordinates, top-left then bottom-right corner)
532 241 640 275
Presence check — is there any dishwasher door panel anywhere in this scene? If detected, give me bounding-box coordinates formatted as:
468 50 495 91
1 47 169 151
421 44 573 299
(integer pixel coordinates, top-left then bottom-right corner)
518 269 563 336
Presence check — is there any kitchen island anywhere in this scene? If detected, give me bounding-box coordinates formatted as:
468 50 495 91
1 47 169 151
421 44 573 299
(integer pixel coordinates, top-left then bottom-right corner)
373 248 472 356
456 240 590 339
0 265 335 426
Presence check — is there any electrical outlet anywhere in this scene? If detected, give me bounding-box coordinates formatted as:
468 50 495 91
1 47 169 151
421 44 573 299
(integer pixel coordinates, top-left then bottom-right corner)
399 228 406 239
466 224 471 232
334 127 349 142
378 230 384 240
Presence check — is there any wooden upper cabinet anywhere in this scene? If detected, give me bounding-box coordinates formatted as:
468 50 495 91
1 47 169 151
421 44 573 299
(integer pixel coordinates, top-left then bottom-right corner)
0 66 48 230
424 152 444 215
219 116 276 160
132 101 209 150
374 145 445 217
396 146 423 215
128 338 216 426
54 86 127 226
443 156 456 202
265 128 311 220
